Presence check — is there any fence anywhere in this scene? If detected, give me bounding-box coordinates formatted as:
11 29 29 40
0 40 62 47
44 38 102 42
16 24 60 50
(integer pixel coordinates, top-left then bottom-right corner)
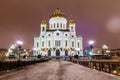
0 58 50 72
67 56 120 76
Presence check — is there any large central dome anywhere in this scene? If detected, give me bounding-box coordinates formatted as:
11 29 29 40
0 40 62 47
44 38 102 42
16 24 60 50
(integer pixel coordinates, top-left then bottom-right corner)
49 8 67 30
50 8 66 18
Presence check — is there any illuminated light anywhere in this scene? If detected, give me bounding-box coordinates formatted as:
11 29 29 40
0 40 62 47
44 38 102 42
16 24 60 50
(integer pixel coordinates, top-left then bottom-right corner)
10 44 16 49
113 70 117 74
16 40 23 45
106 50 111 53
6 52 9 57
88 40 95 45
97 51 100 54
24 49 26 52
33 48 37 51
89 51 93 55
118 73 120 76
26 52 28 54
75 48 80 51
8 49 12 53
102 44 108 49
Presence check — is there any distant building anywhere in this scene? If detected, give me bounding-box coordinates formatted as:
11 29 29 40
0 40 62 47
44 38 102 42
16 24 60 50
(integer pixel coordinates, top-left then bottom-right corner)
110 49 120 57
83 47 102 56
34 8 83 56
92 48 102 55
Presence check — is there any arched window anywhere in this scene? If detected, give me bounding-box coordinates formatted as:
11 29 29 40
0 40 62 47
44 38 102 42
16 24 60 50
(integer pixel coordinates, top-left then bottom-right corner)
51 24 52 28
57 23 59 28
63 24 65 28
54 23 55 28
78 42 80 48
65 50 68 56
71 26 74 31
61 23 62 28
37 42 39 47
55 40 61 46
48 50 51 56
65 41 67 47
42 27 45 31
72 41 74 47
42 41 44 47
48 41 50 47
71 26 73 29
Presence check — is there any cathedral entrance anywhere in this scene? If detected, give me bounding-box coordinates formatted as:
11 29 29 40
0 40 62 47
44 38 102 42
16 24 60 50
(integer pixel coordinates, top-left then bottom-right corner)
65 50 68 56
56 49 60 56
48 50 51 56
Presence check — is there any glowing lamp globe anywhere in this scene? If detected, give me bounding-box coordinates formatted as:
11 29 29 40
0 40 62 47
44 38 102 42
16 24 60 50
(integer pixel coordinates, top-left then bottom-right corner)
88 40 95 45
16 40 23 45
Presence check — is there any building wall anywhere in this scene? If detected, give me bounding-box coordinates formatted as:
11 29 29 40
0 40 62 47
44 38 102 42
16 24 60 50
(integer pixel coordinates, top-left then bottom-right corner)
34 9 83 56
34 31 83 56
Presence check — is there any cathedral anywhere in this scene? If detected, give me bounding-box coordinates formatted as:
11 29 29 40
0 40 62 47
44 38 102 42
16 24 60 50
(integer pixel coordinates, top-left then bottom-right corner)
34 8 83 56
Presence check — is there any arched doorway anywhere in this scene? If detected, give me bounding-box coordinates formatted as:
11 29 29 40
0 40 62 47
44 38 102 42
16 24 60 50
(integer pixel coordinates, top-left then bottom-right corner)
48 50 51 56
65 50 68 56
56 49 60 56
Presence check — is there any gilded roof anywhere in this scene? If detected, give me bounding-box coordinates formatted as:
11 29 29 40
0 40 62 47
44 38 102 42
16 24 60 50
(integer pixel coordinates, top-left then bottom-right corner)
41 20 47 24
69 19 75 24
50 8 66 18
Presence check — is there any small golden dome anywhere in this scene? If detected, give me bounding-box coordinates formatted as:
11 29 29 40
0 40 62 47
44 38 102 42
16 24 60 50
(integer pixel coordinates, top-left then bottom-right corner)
69 20 75 24
50 8 66 18
41 20 47 24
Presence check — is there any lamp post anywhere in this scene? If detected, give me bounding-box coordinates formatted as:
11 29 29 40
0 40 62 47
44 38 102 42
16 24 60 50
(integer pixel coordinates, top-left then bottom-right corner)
88 40 95 59
16 40 23 61
89 40 94 47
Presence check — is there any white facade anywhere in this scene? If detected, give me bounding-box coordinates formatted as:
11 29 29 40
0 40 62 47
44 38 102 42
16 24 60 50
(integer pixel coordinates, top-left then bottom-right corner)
34 8 83 56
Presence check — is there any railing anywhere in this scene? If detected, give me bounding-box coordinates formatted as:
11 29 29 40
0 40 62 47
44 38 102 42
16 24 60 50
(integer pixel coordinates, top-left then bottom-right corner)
67 56 120 76
0 57 50 72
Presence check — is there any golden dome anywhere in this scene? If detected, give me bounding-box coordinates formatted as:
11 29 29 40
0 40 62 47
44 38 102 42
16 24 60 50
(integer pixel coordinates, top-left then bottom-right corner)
69 20 75 24
50 8 66 18
41 20 47 24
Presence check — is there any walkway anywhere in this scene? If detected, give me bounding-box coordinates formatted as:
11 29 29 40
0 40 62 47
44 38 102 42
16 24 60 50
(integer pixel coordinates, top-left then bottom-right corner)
0 60 120 80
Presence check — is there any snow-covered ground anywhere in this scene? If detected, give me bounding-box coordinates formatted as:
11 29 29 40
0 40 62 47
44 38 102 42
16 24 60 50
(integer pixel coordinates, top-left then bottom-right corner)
0 60 120 80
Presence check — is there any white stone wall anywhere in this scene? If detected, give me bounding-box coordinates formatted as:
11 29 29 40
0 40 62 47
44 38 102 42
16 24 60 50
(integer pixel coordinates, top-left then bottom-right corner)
34 31 83 56
34 14 83 56
49 17 67 29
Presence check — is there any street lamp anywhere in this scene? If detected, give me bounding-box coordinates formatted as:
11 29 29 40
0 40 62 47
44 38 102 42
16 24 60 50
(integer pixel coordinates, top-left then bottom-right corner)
88 40 95 45
16 40 23 45
88 40 95 59
16 40 23 61
88 40 95 50
89 40 95 49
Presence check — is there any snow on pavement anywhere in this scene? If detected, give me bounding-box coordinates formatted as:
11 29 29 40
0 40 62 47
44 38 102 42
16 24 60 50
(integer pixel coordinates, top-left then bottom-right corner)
0 60 120 80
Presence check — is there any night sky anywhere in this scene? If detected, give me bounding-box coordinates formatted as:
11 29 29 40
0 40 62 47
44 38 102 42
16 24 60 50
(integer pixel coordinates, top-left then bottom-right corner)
0 0 120 49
